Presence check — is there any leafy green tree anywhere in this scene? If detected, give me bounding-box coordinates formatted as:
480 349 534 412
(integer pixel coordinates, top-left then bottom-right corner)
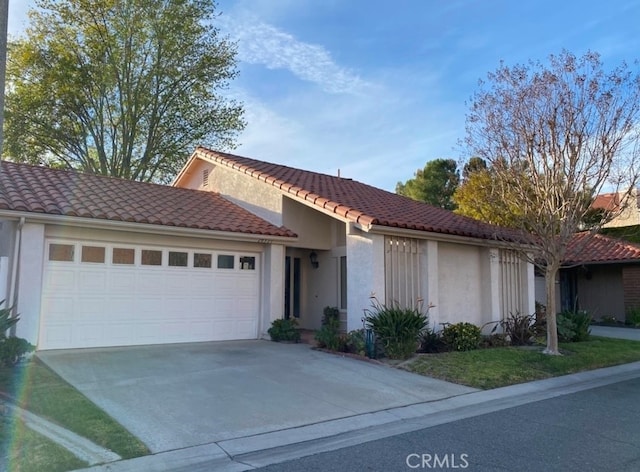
465 50 640 355
396 158 460 210
461 156 487 180
453 165 523 226
5 0 244 182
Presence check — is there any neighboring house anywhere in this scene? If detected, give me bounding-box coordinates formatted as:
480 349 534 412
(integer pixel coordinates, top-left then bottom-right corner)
0 148 535 351
535 232 640 321
592 189 640 228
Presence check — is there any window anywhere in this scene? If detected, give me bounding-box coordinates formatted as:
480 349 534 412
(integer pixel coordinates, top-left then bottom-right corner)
113 248 135 265
340 256 347 310
168 251 188 267
49 243 75 262
194 253 212 268
81 246 105 263
217 255 234 269
240 256 256 270
141 249 162 266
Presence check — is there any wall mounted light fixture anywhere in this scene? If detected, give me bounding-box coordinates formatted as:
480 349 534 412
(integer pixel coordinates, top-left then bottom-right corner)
309 251 319 269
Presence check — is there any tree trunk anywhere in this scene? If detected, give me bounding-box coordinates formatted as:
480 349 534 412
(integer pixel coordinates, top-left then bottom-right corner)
544 265 561 355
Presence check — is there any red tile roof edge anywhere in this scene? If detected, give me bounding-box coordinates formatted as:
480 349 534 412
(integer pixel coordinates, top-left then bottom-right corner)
195 146 377 224
0 160 297 239
193 147 523 243
563 232 640 264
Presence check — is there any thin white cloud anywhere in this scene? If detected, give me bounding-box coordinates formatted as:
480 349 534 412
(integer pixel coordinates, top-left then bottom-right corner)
219 13 371 95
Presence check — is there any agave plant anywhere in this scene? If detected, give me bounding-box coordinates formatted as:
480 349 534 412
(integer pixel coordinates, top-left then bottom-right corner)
0 300 18 340
364 298 429 360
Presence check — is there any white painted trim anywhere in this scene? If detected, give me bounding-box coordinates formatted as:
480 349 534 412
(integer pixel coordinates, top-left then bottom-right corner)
364 223 530 249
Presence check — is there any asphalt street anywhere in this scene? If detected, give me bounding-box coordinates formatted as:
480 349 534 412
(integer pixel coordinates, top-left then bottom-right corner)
254 377 640 472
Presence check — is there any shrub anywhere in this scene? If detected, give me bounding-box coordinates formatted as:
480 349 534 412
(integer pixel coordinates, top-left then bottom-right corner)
418 329 447 353
315 316 346 351
364 300 428 360
268 318 301 343
626 307 640 327
0 337 35 367
501 312 536 345
323 306 340 324
481 333 510 348
557 310 591 342
598 314 619 325
441 322 482 351
345 329 366 356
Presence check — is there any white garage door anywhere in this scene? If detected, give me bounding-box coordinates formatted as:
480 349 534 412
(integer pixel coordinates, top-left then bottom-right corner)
39 239 260 349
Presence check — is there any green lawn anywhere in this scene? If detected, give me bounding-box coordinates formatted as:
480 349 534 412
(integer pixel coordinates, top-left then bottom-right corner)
0 358 149 461
1 416 87 472
404 337 640 389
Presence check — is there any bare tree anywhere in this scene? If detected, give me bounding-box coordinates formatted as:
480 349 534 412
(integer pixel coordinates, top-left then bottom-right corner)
465 50 640 355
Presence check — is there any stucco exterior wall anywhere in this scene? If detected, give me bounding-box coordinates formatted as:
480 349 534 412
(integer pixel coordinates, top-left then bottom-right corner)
261 244 285 338
602 191 640 228
177 159 284 226
16 223 45 344
282 198 338 250
0 220 16 309
436 242 487 328
346 229 385 332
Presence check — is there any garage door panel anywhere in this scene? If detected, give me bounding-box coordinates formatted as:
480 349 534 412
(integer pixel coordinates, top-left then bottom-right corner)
44 269 76 292
236 297 258 313
213 275 236 292
40 241 260 349
190 298 211 316
40 325 73 349
78 270 107 292
109 298 136 320
74 323 105 347
109 271 136 292
137 273 166 293
190 275 213 292
41 297 75 322
103 323 136 343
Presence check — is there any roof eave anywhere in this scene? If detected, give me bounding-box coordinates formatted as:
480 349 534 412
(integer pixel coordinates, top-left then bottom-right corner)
171 150 200 187
562 258 640 267
364 223 531 249
0 210 297 244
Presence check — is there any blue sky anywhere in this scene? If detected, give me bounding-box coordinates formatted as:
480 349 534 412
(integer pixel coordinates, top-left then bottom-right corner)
8 1 640 191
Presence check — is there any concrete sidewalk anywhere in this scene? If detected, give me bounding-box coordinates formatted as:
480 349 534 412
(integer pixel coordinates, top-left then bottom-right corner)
72 361 640 471
590 325 640 341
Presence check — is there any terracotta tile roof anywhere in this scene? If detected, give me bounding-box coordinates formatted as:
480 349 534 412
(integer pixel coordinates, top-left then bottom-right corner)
0 161 296 238
591 192 622 211
193 147 523 242
564 232 640 264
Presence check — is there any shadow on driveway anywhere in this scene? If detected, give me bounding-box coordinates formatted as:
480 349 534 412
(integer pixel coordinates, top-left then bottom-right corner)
39 340 475 453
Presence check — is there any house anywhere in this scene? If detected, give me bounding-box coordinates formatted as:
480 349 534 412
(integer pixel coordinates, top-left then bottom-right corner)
0 147 535 350
539 232 640 321
592 189 640 228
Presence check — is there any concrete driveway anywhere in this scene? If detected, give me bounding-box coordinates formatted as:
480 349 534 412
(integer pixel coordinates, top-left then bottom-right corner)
38 340 475 453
